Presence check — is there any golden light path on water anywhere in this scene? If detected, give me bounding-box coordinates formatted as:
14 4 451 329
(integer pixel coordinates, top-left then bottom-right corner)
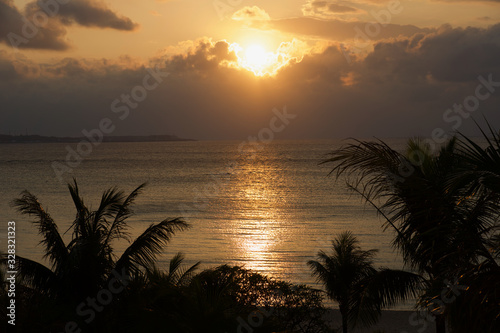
233 178 281 274
220 144 308 279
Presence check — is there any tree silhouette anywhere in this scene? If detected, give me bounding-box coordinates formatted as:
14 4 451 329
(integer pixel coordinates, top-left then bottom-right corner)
323 135 500 333
7 180 188 330
308 231 422 333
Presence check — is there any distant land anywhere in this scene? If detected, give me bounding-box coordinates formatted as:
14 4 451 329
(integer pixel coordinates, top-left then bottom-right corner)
0 134 195 143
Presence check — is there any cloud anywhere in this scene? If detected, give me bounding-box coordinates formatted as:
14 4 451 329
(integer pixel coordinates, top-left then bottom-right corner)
1 24 500 140
164 39 238 74
0 0 70 50
328 4 360 13
262 17 428 42
232 6 271 22
0 0 138 51
0 51 20 80
55 0 138 31
395 24 500 82
302 0 362 19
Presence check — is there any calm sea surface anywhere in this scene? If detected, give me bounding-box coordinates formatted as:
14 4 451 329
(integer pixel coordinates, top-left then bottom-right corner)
0 140 408 291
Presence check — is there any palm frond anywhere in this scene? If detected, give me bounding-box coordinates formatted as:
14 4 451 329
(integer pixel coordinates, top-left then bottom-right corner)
68 179 90 238
308 258 333 295
9 255 58 297
91 186 126 233
321 139 408 202
348 269 424 328
454 120 500 195
166 252 201 286
346 183 405 241
104 183 147 245
115 218 188 276
12 191 68 270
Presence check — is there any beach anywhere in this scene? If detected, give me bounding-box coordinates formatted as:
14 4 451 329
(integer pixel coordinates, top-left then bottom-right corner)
325 309 441 333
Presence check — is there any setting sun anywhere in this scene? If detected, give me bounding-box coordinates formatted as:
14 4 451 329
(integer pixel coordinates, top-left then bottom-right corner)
244 45 269 68
237 44 274 76
231 41 301 77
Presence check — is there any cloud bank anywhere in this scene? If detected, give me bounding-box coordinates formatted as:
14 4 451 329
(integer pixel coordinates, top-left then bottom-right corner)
1 24 499 140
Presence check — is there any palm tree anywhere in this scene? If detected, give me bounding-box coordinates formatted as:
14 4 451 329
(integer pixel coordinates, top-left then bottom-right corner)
308 231 422 333
322 136 500 333
159 253 201 287
8 179 188 310
452 122 500 195
118 253 200 333
444 125 500 333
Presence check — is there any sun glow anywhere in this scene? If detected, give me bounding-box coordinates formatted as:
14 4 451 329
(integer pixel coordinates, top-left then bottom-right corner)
230 41 302 77
244 45 271 71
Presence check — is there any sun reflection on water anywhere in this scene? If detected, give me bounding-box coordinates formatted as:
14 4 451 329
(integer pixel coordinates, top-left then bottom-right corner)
225 147 293 277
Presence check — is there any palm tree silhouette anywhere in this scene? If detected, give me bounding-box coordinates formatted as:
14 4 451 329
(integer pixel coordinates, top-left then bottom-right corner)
308 231 422 333
120 253 200 333
11 180 188 307
322 136 500 333
445 125 500 333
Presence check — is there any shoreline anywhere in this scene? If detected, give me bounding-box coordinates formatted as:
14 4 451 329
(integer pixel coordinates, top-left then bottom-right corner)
0 134 195 144
324 309 441 333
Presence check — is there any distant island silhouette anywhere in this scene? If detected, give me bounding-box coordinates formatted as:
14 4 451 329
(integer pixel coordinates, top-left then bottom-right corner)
0 134 195 143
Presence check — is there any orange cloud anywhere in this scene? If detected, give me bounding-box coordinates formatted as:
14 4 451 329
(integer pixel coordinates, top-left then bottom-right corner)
232 6 271 22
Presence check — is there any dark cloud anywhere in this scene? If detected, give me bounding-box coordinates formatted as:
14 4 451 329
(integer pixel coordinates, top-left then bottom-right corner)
0 51 18 80
0 0 69 50
0 0 137 51
165 39 238 73
262 17 428 41
1 25 500 140
302 0 362 18
55 0 138 31
362 24 500 83
328 4 359 13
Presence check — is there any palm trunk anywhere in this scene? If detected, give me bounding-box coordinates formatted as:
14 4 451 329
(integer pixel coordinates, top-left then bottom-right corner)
435 314 446 333
342 314 348 333
340 305 348 333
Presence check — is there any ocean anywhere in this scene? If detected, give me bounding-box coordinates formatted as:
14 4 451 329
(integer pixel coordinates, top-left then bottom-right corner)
0 140 406 290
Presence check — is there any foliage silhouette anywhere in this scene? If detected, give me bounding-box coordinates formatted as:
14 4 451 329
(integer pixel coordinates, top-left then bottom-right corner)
323 130 500 333
308 231 422 333
4 180 188 332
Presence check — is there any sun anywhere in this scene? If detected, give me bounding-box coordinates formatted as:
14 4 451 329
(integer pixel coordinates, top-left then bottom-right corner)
237 44 275 76
229 40 302 76
244 45 269 69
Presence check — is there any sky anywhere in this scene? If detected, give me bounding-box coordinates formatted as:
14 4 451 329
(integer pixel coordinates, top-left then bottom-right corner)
0 0 500 140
